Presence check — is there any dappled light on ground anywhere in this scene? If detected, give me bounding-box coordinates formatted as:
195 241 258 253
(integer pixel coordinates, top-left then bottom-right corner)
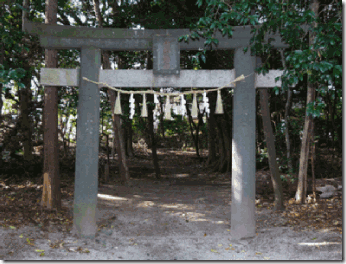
97 194 128 201
0 147 342 260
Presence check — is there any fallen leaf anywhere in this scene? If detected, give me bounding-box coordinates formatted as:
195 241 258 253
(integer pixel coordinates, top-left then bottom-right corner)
26 238 35 246
218 244 223 247
40 252 45 257
204 233 207 237
225 247 230 250
19 234 23 238
263 257 270 260
9 226 16 230
256 252 262 255
35 249 45 252
211 249 218 253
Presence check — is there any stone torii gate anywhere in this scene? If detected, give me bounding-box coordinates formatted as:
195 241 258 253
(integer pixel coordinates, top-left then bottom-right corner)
23 20 288 239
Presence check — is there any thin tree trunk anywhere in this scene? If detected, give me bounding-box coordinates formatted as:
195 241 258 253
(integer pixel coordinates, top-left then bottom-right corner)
148 94 161 179
111 131 116 158
159 99 165 139
104 133 110 183
41 0 61 209
93 0 130 185
215 116 226 172
186 102 200 158
146 52 160 179
295 0 319 204
311 116 316 203
280 49 294 172
126 120 134 157
259 88 285 210
221 115 232 173
206 92 216 165
114 114 131 185
19 74 34 161
0 36 4 124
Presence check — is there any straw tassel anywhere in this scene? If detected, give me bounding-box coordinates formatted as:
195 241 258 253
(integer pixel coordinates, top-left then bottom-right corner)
141 94 148 117
129 93 135 119
203 91 210 117
114 92 122 115
164 96 171 120
180 94 186 116
215 90 224 114
191 93 198 118
153 94 160 116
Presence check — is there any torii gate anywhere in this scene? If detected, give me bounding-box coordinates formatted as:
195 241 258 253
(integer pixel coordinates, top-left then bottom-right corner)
23 20 288 239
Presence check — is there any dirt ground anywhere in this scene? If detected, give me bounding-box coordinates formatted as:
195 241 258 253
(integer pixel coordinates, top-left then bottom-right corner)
0 148 343 261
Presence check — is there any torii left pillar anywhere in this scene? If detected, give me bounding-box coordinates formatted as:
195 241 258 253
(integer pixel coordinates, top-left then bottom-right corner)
73 47 101 237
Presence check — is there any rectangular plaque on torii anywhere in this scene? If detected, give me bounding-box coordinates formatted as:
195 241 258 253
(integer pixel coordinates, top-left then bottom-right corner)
153 35 180 75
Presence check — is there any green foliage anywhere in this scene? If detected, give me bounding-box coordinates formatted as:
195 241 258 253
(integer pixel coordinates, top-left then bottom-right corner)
257 147 268 163
164 114 190 137
0 65 26 90
185 0 342 120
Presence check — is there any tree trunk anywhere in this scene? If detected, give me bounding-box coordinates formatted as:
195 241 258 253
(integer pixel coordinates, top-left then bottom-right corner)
259 88 285 210
104 133 110 183
159 99 165 138
295 0 319 204
114 114 131 185
221 115 232 173
215 115 226 172
93 0 130 185
148 94 161 179
0 39 4 124
111 131 116 158
206 92 216 165
186 102 200 158
280 49 294 172
41 0 61 209
126 120 134 157
19 73 34 161
146 52 160 179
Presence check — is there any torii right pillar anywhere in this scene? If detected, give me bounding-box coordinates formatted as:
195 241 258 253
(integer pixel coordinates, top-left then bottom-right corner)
231 48 256 239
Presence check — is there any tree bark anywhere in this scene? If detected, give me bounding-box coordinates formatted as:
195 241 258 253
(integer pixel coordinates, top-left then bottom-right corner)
206 92 216 165
94 0 130 185
147 94 161 179
186 101 200 158
159 99 165 138
0 37 4 124
221 115 232 173
125 120 134 157
19 71 34 161
280 49 294 172
295 0 319 204
146 52 161 179
259 88 285 210
41 0 61 209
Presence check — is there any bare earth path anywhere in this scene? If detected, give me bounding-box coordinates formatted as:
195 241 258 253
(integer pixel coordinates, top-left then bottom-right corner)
0 149 342 260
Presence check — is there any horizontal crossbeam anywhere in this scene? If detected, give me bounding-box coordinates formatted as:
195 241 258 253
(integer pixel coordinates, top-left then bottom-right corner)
40 69 286 88
23 20 289 50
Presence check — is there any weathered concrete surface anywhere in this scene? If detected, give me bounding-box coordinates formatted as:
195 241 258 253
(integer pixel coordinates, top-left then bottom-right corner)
73 47 101 238
23 20 288 50
41 68 288 88
231 48 256 240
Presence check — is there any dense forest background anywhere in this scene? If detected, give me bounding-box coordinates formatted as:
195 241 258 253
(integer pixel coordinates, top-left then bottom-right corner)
0 0 342 209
